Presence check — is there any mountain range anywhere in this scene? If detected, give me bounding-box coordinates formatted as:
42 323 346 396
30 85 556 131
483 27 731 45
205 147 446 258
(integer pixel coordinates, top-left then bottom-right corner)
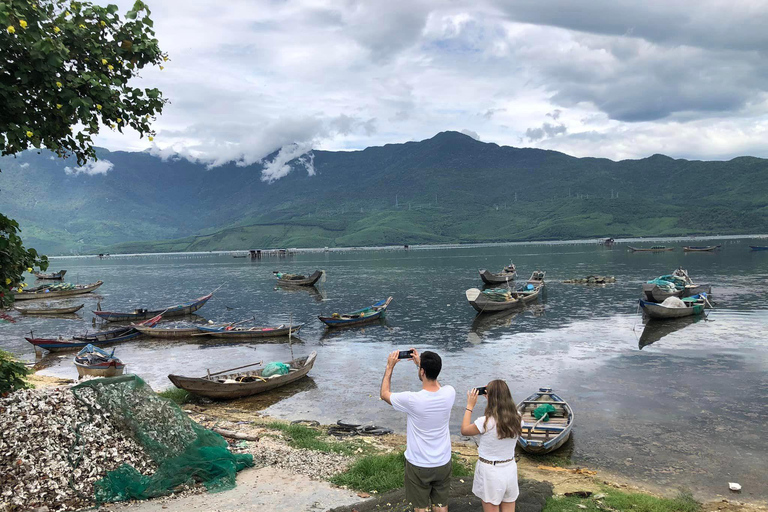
2 131 768 255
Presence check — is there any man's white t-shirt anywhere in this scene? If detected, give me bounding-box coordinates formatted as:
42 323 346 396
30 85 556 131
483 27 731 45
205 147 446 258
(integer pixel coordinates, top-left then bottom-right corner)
473 415 517 461
390 386 456 467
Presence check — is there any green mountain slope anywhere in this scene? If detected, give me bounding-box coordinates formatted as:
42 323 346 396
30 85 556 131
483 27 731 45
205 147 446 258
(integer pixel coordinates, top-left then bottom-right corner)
2 131 768 254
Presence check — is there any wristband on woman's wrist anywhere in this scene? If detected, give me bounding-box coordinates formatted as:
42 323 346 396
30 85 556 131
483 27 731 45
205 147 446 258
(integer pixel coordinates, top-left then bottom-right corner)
465 408 473 412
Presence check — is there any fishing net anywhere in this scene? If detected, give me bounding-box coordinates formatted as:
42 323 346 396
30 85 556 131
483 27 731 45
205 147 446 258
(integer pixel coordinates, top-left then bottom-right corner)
262 362 290 377
533 404 557 421
71 375 253 504
481 288 513 302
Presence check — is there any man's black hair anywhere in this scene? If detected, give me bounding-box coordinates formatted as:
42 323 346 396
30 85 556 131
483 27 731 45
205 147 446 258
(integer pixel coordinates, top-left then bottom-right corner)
420 351 442 380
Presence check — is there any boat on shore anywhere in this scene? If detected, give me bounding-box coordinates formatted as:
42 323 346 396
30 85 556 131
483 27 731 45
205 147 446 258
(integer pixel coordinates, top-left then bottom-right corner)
273 270 325 286
93 293 213 322
13 281 103 301
74 344 125 378
168 352 317 399
466 271 545 313
15 304 84 315
34 270 67 280
478 263 517 285
196 323 303 339
628 246 674 252
639 294 708 319
641 268 711 302
683 245 720 252
517 387 573 454
26 317 159 352
318 297 393 328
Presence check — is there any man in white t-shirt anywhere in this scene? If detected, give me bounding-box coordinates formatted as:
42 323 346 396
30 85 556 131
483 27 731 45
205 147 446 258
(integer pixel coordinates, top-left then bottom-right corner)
380 348 456 512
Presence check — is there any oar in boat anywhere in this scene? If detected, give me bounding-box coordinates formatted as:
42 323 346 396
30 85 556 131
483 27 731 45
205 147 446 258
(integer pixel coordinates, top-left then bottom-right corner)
206 360 264 378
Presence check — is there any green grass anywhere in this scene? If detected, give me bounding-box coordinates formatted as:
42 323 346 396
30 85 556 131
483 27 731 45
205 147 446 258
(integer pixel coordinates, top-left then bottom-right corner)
264 422 374 456
330 452 473 494
157 386 192 405
543 488 700 512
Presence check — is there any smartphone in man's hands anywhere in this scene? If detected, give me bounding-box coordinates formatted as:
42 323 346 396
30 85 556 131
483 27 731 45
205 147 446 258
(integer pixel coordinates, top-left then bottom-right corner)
398 349 414 359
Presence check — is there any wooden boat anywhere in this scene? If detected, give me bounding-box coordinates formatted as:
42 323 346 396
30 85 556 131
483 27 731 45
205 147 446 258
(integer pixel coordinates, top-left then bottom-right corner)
93 292 212 322
74 344 125 378
641 268 711 302
517 387 573 454
273 270 324 286
479 265 517 285
34 269 67 280
466 271 545 313
26 317 159 353
628 246 674 252
15 304 84 315
318 297 393 328
683 245 720 252
639 294 708 319
168 352 317 399
13 281 103 301
749 246 768 251
133 323 202 338
196 323 304 338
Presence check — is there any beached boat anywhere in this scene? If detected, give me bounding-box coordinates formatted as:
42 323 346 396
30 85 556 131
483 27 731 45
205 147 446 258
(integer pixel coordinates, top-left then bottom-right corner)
273 270 325 286
516 387 573 454
749 246 768 251
34 269 67 280
641 268 711 302
639 294 708 319
168 352 317 399
74 344 125 378
196 323 304 338
683 245 720 252
13 281 103 301
93 293 213 322
479 264 517 285
15 304 84 315
318 297 393 328
628 246 674 252
466 271 545 313
26 326 140 353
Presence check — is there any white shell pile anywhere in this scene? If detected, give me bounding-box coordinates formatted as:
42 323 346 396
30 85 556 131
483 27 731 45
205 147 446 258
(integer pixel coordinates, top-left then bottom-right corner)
0 386 156 511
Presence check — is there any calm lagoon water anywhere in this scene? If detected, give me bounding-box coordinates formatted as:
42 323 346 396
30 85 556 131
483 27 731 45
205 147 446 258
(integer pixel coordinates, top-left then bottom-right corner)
2 238 767 501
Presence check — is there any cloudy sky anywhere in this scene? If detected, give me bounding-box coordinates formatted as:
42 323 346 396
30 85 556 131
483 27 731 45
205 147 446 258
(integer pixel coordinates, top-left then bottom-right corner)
96 0 768 167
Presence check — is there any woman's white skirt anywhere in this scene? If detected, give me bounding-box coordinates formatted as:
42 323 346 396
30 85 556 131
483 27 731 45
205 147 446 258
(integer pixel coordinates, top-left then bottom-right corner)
472 460 519 505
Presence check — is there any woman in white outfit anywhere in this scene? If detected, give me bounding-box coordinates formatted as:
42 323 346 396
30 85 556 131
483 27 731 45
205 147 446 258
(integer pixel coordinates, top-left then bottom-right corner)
460 380 522 512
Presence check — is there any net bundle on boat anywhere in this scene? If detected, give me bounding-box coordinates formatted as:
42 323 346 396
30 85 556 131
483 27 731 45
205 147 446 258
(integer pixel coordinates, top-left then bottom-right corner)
481 288 514 302
71 375 253 504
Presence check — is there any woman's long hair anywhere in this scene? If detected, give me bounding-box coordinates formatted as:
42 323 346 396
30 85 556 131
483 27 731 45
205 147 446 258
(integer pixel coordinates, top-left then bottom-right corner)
483 380 522 439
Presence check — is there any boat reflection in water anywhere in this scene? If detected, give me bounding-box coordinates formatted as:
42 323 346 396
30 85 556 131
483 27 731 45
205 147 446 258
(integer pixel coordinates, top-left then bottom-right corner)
274 284 326 303
638 315 705 349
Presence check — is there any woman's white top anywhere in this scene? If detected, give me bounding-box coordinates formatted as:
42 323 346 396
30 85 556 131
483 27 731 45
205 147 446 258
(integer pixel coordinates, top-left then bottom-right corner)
474 415 517 461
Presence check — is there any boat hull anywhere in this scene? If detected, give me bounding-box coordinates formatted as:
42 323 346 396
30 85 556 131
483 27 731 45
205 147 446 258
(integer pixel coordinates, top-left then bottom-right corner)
132 326 202 338
683 246 720 252
479 269 517 285
198 324 303 338
34 270 67 280
26 328 140 352
516 388 573 455
639 299 706 319
15 304 84 315
275 270 324 287
628 246 674 252
466 288 541 313
75 362 126 378
318 297 393 328
93 293 212 322
749 246 768 251
14 281 103 301
168 353 316 399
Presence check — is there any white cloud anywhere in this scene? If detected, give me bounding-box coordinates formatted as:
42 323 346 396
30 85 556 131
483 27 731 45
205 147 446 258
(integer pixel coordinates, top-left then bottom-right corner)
20 163 29 168
86 0 768 167
460 129 480 140
64 160 114 176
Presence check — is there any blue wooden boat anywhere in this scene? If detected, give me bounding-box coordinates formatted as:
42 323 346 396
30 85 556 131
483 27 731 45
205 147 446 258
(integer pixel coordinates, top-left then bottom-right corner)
196 323 303 338
92 293 213 322
517 387 573 454
639 293 708 319
318 297 393 328
74 344 126 378
26 326 141 353
749 245 768 251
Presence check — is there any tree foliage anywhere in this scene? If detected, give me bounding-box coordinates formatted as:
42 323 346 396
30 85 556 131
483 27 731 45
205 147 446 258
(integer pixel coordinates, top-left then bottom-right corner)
1 213 48 307
0 348 31 395
0 0 167 165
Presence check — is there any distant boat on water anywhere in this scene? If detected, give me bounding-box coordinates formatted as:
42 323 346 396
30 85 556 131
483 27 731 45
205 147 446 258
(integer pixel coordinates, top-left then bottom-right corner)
628 246 674 252
749 245 768 251
683 245 720 252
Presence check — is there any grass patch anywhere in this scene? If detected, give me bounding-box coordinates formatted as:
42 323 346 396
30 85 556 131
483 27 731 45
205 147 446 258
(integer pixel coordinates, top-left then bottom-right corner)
543 488 700 512
157 386 192 405
520 451 572 467
330 452 473 494
265 422 374 456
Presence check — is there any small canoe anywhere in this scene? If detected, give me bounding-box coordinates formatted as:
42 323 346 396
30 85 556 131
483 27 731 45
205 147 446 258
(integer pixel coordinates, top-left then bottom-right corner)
479 267 517 285
34 270 67 280
74 344 125 378
749 246 768 251
15 304 84 315
168 352 317 399
628 246 674 252
639 294 708 319
318 297 393 328
133 324 202 338
517 387 573 454
25 316 159 352
14 281 103 301
196 323 303 338
273 270 325 286
683 245 720 252
466 271 545 313
93 293 212 322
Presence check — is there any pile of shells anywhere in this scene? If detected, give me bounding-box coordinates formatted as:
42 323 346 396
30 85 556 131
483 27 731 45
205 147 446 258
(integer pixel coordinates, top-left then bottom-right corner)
562 275 616 284
249 436 353 480
0 385 156 512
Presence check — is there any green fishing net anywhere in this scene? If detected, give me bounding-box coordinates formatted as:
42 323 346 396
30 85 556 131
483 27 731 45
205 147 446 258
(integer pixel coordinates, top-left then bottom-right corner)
533 404 557 421
71 375 253 504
